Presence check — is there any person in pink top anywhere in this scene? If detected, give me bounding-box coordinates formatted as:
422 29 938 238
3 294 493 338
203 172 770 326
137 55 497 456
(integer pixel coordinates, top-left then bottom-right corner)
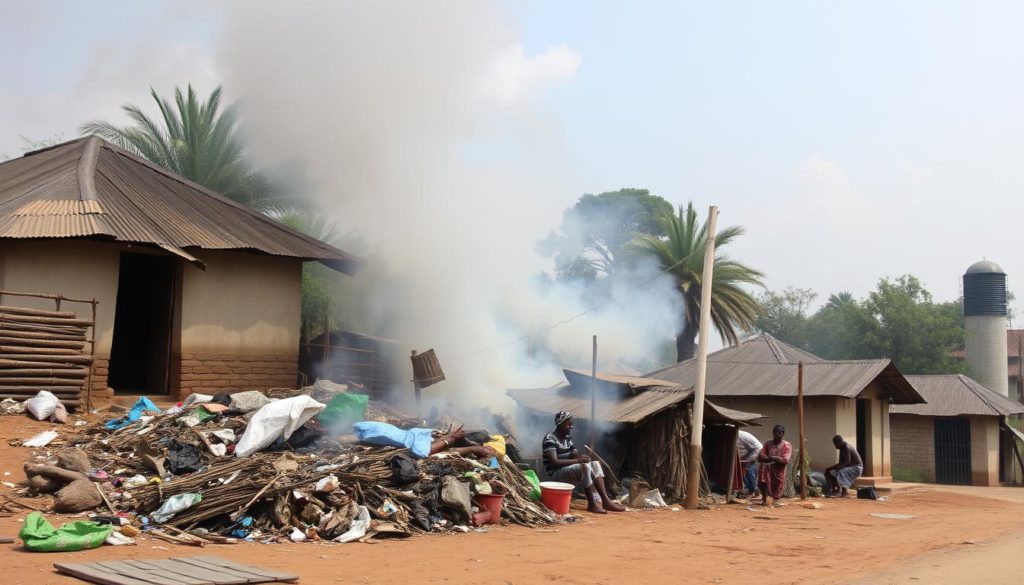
757 424 792 506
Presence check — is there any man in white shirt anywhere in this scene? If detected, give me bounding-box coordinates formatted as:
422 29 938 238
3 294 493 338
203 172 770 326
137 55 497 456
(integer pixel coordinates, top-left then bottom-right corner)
736 429 762 497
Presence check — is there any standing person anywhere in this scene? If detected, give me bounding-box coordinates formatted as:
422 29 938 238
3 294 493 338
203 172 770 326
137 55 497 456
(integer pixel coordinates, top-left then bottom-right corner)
757 424 792 507
736 429 762 498
824 435 863 497
542 411 625 514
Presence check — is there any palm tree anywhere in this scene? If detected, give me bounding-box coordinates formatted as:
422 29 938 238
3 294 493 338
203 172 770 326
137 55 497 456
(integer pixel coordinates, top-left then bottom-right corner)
82 85 297 215
632 203 765 361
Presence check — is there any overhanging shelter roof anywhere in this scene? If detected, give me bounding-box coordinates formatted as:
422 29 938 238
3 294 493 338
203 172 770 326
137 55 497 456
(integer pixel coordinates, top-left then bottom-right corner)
647 333 924 405
892 374 1024 417
0 137 363 273
507 370 763 426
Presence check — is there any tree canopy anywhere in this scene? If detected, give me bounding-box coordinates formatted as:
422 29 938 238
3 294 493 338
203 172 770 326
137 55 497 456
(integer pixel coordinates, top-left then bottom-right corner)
538 188 673 281
82 85 299 215
755 276 968 374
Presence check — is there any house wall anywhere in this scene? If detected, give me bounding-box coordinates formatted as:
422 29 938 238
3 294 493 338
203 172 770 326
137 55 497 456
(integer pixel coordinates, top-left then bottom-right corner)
858 382 893 477
1 240 304 401
173 250 302 396
0 239 120 399
890 415 1001 486
710 396 845 471
890 414 936 482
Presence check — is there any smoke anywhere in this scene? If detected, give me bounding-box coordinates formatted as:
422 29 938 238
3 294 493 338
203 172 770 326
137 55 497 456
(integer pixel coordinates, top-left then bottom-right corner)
214 2 681 411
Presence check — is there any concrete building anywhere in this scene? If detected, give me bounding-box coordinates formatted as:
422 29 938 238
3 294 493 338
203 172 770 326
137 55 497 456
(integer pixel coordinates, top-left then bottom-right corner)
648 334 923 484
891 374 1024 486
0 137 361 404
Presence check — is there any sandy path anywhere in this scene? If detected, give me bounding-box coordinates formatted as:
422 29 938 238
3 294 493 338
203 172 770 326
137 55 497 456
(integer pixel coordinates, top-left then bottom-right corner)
1 416 1022 585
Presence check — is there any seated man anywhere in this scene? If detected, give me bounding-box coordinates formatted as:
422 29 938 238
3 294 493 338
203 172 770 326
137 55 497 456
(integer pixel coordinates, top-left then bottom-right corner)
543 411 624 514
824 434 863 497
736 429 762 498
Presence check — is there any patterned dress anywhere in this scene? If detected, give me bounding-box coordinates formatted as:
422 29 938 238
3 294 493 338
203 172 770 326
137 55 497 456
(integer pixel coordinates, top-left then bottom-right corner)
757 439 792 499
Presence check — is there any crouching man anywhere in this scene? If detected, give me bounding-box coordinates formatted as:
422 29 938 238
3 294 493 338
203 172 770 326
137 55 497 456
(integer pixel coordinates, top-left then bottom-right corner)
543 411 624 514
824 434 863 498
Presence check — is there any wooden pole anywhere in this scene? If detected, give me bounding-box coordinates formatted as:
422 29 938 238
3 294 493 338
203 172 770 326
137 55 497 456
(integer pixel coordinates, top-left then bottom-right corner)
798 361 807 500
684 205 719 509
590 335 598 452
411 350 422 419
723 425 738 503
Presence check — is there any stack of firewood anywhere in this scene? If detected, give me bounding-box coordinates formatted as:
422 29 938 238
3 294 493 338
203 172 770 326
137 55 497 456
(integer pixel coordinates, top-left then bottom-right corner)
0 305 93 406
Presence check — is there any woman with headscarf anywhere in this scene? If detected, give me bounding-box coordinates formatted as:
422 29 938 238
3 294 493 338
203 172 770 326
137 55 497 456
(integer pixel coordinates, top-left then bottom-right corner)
542 411 624 514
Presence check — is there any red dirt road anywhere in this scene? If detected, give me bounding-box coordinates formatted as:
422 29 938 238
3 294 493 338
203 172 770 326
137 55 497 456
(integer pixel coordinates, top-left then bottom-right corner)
2 417 1022 585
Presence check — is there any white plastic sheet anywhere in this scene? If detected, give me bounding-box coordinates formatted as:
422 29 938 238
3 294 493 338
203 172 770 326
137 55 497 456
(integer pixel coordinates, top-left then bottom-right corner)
234 395 325 457
22 430 58 447
333 505 371 543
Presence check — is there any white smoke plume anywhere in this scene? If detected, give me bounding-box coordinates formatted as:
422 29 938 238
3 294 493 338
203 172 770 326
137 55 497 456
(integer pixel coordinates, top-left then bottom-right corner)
215 1 682 412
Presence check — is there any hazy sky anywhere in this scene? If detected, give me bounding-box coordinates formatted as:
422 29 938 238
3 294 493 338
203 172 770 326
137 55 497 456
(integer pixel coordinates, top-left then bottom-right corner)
3 1 1022 318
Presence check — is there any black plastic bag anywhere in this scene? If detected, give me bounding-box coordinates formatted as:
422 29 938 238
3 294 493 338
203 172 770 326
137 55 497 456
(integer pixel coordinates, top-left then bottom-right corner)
167 440 203 475
390 453 420 485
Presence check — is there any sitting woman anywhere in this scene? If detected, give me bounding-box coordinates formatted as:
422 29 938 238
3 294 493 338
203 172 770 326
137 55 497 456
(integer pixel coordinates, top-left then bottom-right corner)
542 411 624 514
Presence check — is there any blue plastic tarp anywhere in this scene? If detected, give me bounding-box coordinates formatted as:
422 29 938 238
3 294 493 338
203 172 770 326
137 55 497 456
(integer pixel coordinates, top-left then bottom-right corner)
352 421 434 458
105 397 160 430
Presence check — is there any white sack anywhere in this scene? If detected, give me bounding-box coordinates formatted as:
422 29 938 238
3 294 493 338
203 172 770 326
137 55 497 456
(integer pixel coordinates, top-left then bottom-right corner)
24 391 60 421
234 395 325 457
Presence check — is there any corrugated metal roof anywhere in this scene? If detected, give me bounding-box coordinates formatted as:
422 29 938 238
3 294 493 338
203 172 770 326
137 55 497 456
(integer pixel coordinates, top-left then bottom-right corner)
647 333 924 404
0 137 362 274
507 382 762 425
892 374 1024 417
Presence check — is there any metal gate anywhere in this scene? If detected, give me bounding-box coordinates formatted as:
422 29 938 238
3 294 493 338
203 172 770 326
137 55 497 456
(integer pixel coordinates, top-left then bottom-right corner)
934 418 972 485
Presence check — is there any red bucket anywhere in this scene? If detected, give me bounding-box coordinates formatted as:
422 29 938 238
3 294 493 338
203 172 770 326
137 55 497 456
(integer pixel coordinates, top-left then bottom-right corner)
475 493 504 525
539 481 574 514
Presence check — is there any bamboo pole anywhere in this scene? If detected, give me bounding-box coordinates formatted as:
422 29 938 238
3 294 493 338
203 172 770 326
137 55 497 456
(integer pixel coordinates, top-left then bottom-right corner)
0 305 79 319
798 361 807 499
685 206 719 510
0 289 97 304
590 335 597 452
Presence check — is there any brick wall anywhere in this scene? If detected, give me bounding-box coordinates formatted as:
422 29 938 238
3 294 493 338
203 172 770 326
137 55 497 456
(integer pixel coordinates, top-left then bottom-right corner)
172 352 298 398
890 414 936 482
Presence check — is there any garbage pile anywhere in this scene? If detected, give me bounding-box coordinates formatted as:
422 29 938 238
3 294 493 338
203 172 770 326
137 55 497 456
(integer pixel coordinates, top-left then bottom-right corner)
17 384 556 546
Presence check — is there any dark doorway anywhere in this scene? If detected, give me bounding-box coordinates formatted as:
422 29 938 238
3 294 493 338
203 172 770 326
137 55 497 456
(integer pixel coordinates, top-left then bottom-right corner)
856 399 867 463
934 418 972 485
107 252 177 395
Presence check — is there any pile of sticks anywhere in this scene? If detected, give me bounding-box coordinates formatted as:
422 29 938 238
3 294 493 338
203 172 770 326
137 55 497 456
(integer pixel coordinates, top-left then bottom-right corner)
0 304 93 405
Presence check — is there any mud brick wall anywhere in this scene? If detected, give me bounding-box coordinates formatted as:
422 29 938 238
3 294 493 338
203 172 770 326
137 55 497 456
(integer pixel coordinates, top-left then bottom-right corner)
889 414 936 482
173 353 298 398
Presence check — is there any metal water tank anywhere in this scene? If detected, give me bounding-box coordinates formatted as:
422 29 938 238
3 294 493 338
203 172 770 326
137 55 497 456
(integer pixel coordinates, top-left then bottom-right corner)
963 260 1008 396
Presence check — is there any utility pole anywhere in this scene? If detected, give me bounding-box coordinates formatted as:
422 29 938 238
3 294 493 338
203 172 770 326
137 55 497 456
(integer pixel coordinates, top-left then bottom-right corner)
798 361 807 500
590 335 597 452
684 206 718 509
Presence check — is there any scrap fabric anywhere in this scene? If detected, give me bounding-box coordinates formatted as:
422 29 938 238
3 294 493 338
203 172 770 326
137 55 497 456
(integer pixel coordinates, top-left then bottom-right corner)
757 439 792 499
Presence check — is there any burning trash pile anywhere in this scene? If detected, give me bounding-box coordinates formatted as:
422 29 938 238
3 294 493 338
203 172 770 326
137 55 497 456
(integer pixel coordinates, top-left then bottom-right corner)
15 383 557 547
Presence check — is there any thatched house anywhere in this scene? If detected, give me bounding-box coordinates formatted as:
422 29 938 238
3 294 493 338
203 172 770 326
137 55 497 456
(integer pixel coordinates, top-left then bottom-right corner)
507 369 761 499
891 374 1024 486
0 137 361 405
648 334 924 484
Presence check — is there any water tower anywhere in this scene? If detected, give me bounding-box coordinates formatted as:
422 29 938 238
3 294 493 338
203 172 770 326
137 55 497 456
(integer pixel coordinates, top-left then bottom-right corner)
963 260 1008 397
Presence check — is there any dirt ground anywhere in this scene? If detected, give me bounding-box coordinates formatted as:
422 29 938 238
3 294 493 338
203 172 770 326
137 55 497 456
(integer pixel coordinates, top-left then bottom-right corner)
2 417 1023 585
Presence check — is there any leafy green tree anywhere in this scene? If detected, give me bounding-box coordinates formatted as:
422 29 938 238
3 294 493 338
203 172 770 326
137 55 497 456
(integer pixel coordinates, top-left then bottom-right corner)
539 188 674 281
632 203 765 361
754 287 817 349
860 275 966 374
82 85 298 214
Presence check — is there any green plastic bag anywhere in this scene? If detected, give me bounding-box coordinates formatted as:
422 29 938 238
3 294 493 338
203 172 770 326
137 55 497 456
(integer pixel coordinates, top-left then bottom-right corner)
523 469 541 501
18 511 112 552
318 393 369 429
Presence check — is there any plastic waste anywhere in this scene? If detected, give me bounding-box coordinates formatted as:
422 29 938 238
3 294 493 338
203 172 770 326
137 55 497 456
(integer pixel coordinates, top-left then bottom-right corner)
234 395 325 457
19 512 113 552
315 475 340 492
317 393 369 429
24 390 60 421
122 475 148 489
289 527 307 542
352 421 434 458
229 390 273 413
23 430 59 448
312 378 349 396
105 531 135 546
151 493 202 523
484 435 507 457
182 393 213 407
522 469 541 501
333 505 371 543
105 397 160 430
644 489 668 508
0 397 25 415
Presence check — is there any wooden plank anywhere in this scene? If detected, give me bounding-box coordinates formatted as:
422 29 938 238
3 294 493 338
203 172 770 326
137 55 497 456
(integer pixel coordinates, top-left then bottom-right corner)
130 561 235 581
96 561 195 585
149 559 250 585
54 562 155 585
123 561 213 585
185 557 299 583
